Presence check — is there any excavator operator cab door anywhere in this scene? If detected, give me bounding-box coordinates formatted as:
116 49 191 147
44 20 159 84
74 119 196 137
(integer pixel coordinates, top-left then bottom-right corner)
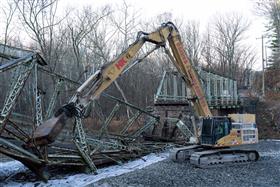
200 117 232 145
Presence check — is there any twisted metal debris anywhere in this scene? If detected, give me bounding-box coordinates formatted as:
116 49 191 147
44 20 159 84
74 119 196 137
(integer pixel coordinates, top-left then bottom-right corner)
0 44 189 181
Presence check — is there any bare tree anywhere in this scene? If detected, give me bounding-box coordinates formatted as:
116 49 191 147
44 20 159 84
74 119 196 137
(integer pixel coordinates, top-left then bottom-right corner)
1 0 17 47
110 0 140 52
200 13 258 88
209 13 251 78
201 25 216 68
85 23 111 70
107 0 142 118
181 21 201 66
66 6 110 72
14 0 67 71
255 0 280 68
234 46 257 86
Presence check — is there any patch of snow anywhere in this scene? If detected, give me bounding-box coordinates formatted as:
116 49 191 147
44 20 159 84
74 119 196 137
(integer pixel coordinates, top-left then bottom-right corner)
0 161 27 178
1 152 169 187
189 137 197 143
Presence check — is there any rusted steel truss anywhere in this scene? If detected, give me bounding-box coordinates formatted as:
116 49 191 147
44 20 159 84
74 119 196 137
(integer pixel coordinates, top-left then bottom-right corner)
0 44 186 181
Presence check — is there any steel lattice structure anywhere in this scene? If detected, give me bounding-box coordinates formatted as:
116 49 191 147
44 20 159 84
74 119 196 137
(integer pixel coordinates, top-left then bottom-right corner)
0 44 177 181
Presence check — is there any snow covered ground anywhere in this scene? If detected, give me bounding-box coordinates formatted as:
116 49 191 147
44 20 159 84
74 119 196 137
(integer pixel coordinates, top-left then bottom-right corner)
0 161 27 180
0 152 169 187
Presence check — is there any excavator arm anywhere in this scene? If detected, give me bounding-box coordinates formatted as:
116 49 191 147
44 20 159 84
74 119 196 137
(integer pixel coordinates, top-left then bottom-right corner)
32 22 211 146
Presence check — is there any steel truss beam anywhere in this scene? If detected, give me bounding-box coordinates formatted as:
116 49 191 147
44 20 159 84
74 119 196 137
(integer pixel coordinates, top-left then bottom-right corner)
73 117 97 173
0 60 35 132
45 79 64 119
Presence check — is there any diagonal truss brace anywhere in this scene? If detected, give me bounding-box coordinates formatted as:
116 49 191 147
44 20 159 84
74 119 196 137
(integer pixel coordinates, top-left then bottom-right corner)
132 118 157 138
73 117 97 174
45 79 64 119
87 138 128 151
34 90 43 127
120 111 142 135
167 118 194 140
34 63 43 127
175 120 194 139
0 60 35 131
98 103 120 138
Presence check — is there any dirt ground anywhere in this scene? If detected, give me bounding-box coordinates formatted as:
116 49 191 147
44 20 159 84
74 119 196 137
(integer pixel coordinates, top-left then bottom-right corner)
256 99 280 139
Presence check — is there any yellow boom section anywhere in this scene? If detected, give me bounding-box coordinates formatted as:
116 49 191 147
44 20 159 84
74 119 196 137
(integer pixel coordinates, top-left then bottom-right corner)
33 22 212 146
81 22 212 117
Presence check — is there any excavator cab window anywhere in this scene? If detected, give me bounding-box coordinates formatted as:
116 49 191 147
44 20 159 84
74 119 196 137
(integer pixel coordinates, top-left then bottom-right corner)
201 117 232 145
201 118 214 144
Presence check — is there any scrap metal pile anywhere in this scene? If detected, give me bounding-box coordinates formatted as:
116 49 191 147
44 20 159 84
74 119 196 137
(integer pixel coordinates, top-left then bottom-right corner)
0 44 193 181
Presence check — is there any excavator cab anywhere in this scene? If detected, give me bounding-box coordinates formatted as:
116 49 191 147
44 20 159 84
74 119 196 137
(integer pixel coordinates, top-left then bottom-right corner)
200 117 232 145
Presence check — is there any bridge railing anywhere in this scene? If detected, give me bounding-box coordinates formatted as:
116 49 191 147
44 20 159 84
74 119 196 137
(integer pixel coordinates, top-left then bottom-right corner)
154 70 241 109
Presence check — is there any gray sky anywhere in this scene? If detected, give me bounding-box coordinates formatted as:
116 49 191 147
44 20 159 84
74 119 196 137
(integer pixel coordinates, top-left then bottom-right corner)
0 0 268 70
58 0 267 70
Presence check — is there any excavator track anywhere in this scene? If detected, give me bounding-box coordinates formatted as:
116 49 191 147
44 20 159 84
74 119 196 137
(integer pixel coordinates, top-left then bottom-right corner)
170 145 259 168
170 145 210 162
190 149 259 168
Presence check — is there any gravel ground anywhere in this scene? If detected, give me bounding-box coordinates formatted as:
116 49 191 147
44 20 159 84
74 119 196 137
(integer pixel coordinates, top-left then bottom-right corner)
93 140 280 187
0 140 279 186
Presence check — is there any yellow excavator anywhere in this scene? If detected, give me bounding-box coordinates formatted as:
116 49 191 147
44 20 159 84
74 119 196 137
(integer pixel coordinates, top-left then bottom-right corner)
32 22 259 168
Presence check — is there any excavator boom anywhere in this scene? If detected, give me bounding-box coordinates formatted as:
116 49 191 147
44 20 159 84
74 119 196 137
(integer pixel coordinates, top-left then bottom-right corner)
32 22 211 146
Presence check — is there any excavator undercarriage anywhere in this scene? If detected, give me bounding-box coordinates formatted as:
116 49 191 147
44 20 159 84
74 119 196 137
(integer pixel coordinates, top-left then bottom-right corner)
170 145 259 168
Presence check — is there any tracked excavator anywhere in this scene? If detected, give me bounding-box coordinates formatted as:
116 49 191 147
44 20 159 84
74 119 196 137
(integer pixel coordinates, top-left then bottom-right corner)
31 22 259 168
